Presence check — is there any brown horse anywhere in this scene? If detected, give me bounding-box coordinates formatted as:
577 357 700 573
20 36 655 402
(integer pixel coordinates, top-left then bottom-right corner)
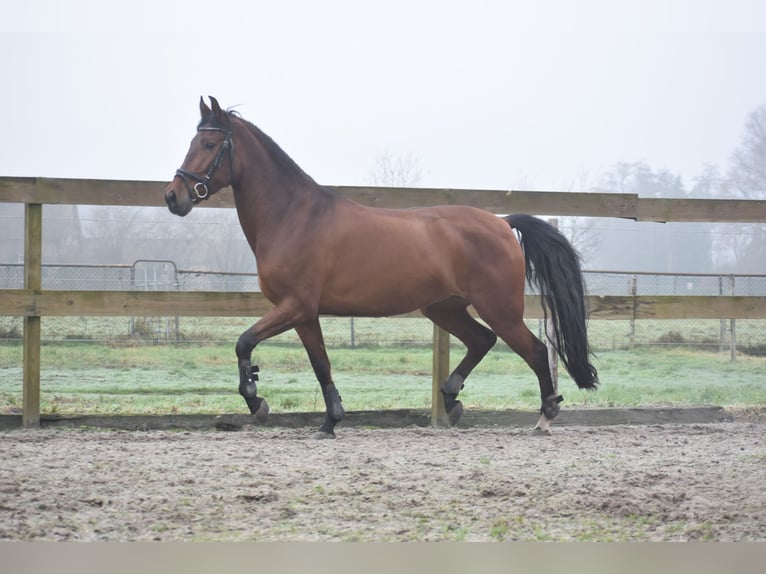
164 96 598 438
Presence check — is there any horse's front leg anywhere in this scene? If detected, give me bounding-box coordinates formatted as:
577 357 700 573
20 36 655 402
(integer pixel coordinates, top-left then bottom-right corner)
235 301 309 423
238 362 270 423
295 320 344 439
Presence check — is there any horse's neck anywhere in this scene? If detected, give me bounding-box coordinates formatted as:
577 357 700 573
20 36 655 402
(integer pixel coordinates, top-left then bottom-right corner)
231 124 329 250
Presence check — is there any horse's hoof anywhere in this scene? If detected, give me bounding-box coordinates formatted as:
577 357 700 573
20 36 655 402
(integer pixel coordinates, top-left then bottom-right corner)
531 426 552 437
254 398 270 424
311 431 336 440
447 401 464 426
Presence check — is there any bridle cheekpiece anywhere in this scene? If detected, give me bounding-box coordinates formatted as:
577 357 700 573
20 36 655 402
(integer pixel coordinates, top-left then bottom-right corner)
175 125 233 203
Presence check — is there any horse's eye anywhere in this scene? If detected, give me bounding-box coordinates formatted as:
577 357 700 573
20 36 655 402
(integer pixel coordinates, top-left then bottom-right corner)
203 141 216 150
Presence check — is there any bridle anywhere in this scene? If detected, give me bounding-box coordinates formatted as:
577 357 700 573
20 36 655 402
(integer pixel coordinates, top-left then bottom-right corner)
175 125 233 204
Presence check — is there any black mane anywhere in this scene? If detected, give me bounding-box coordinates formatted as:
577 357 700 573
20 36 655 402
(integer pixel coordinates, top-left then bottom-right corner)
227 112 316 186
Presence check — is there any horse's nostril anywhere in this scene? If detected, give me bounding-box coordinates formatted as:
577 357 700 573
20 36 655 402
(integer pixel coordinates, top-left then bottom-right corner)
166 189 176 207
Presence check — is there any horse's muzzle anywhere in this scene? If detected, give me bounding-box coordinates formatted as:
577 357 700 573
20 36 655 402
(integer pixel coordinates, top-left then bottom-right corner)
164 182 193 216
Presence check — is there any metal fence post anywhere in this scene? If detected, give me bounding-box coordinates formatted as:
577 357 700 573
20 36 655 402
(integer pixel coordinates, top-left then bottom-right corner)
23 203 42 428
719 276 726 353
629 274 637 349
729 275 736 362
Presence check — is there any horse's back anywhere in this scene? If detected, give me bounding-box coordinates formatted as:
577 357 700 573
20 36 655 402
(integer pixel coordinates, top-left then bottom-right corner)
312 201 524 316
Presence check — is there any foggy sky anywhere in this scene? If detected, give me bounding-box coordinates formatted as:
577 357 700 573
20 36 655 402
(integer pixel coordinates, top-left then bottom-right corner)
2 0 766 192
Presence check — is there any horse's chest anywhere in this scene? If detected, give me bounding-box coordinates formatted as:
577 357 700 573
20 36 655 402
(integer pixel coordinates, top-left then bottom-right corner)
256 262 313 305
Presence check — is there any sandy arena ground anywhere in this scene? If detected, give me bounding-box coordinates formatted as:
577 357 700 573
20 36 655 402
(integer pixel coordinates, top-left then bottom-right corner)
1 419 764 541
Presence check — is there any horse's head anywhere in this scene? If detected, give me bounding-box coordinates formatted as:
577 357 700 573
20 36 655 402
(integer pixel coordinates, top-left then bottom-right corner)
164 96 234 216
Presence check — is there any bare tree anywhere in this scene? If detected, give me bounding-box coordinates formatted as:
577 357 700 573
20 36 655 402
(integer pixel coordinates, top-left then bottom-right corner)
729 106 766 200
80 206 155 264
589 161 712 272
187 209 256 273
368 151 423 187
715 106 766 271
558 169 601 268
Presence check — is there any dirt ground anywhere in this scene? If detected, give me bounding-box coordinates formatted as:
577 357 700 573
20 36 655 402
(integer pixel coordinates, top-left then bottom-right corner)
1 416 764 541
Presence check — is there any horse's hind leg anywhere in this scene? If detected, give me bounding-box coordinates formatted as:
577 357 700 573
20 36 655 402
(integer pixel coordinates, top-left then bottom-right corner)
470 283 561 433
480 314 561 434
423 299 497 426
294 319 345 439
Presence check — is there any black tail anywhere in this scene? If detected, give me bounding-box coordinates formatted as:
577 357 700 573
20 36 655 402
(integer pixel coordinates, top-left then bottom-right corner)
505 214 598 390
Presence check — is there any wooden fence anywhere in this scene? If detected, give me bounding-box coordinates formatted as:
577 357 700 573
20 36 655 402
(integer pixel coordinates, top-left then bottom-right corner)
1 176 765 428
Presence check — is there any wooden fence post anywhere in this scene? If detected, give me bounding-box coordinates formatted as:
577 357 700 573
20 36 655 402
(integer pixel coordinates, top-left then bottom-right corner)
23 203 42 428
431 324 450 427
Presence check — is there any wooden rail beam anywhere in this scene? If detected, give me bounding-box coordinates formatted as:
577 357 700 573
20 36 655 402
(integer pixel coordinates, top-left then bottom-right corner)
1 290 764 320
2 177 765 222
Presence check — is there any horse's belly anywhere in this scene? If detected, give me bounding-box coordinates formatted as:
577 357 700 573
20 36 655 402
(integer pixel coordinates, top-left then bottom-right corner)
318 272 457 317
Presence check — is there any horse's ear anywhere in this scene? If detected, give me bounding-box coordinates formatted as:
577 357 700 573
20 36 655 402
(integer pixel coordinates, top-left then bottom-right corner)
200 96 212 118
209 96 228 125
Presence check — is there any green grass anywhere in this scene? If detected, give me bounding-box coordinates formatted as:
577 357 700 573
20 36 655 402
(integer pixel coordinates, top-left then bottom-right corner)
0 340 764 416
2 315 765 351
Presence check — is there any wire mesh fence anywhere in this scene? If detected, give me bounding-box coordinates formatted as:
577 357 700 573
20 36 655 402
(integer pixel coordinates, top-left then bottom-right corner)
0 263 764 354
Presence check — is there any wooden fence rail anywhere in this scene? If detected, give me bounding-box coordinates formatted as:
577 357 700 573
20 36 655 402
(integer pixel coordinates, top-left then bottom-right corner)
1 177 765 428
2 290 764 320
2 176 766 222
